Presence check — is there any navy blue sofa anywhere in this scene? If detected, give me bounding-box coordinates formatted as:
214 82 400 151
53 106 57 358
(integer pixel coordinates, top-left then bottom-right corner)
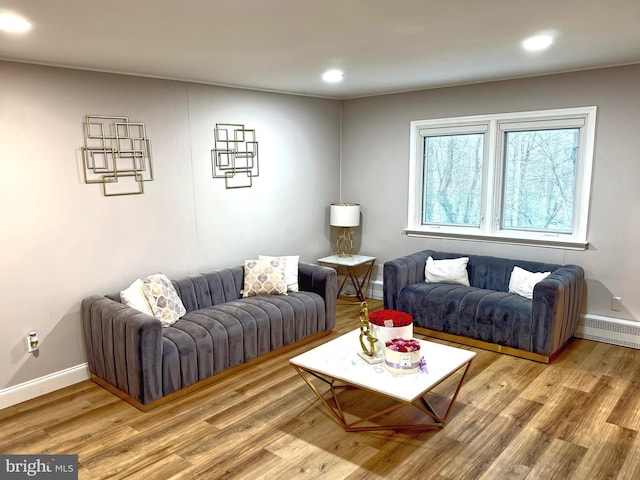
384 250 584 362
82 262 337 410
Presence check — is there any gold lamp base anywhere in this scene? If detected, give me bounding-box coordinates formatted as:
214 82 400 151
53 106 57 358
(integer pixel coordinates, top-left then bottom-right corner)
336 227 354 257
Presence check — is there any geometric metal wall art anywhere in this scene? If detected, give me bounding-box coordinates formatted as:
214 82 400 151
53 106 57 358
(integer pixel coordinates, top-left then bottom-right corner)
211 123 259 189
81 115 154 196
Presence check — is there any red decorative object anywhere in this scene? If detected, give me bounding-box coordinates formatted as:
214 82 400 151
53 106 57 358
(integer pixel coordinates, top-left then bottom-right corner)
385 338 421 353
368 309 413 327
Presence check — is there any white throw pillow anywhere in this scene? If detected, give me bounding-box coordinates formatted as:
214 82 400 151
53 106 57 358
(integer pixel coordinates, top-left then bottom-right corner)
425 256 470 286
120 278 154 315
258 255 299 292
508 266 551 299
141 273 186 326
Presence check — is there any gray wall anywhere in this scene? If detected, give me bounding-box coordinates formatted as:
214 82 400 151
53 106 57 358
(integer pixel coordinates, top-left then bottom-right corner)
341 64 640 321
0 61 340 389
2 59 639 394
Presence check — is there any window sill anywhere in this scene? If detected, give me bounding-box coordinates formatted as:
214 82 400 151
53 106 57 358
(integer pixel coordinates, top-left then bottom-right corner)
404 229 589 251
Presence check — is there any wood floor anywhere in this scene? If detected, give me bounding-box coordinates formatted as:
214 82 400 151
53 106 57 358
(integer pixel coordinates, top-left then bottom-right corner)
2 299 640 479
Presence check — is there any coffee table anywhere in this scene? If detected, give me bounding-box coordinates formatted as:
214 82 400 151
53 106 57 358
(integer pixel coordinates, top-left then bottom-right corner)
290 329 475 432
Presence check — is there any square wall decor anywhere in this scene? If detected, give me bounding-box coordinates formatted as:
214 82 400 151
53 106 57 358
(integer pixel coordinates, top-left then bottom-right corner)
211 123 259 189
81 115 153 196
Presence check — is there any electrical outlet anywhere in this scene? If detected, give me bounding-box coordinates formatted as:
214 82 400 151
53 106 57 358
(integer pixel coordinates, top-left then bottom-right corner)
26 331 39 353
611 296 623 312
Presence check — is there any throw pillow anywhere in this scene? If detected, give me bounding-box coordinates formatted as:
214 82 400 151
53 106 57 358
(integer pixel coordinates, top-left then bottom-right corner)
508 266 551 299
243 258 287 297
425 256 470 286
120 278 154 316
258 254 299 292
141 273 186 326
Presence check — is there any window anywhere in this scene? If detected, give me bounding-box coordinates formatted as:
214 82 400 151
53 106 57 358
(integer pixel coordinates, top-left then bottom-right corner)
423 132 484 226
407 107 596 248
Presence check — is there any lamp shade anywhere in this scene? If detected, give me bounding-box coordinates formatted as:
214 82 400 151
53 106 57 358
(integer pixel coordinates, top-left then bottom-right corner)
330 203 360 227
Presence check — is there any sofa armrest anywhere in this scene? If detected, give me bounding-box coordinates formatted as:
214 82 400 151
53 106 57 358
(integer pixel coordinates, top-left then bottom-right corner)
531 265 585 356
81 295 163 404
298 262 337 330
383 250 434 310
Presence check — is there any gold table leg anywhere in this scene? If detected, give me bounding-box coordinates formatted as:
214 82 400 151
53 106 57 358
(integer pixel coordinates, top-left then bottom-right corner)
292 360 472 432
335 260 375 302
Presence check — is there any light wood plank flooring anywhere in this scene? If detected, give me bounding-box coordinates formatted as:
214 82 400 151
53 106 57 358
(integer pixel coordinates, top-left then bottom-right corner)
2 299 640 479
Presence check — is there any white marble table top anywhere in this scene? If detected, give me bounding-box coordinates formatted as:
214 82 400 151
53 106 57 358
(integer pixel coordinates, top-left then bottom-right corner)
317 254 376 267
290 328 475 403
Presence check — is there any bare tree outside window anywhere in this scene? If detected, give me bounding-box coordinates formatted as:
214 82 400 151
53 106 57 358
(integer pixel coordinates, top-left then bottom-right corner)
502 129 579 233
423 133 483 226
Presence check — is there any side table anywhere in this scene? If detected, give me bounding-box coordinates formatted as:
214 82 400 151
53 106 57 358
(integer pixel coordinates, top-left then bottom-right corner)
317 254 376 302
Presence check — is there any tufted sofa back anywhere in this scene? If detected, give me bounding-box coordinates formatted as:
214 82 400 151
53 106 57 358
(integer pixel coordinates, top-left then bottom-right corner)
106 266 244 313
427 251 561 292
171 267 244 312
384 250 562 295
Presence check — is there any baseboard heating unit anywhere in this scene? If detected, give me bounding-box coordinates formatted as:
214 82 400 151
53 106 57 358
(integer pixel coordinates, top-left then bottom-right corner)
577 314 640 350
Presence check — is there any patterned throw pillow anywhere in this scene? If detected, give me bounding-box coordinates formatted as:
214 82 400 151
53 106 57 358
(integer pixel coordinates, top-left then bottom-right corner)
243 258 288 297
141 273 186 326
258 254 299 292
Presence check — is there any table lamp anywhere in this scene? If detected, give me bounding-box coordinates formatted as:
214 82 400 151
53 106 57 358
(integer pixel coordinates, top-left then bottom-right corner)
330 203 360 257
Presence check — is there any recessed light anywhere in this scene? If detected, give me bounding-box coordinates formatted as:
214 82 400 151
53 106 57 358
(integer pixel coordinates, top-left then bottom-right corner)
522 35 553 51
0 13 32 33
322 69 344 83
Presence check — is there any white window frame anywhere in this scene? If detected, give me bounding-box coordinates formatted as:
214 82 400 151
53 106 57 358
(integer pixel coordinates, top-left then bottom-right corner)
407 106 597 249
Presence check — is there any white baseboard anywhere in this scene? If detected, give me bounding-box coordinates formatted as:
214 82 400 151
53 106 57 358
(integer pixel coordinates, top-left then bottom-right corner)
576 314 640 350
369 279 383 301
0 363 90 410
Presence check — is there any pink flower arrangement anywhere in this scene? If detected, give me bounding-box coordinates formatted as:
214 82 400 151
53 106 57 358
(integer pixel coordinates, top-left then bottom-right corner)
385 337 420 353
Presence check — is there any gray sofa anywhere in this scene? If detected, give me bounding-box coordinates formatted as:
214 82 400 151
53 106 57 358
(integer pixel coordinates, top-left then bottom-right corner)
82 262 337 409
384 250 584 362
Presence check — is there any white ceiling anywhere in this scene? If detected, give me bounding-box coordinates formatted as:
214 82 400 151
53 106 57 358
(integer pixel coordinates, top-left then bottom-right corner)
1 0 639 99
